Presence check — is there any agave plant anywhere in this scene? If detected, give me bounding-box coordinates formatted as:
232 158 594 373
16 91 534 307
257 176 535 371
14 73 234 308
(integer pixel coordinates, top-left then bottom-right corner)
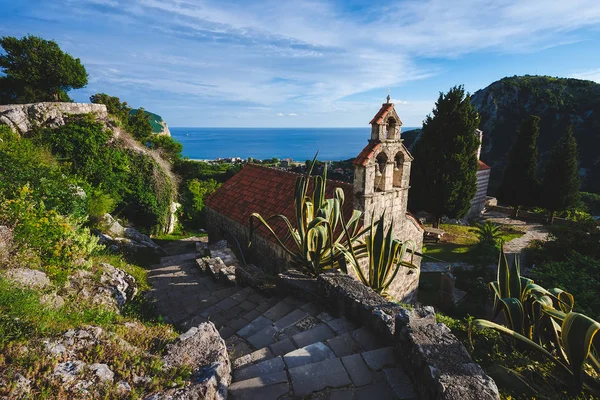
249 155 367 276
342 212 418 295
470 248 600 395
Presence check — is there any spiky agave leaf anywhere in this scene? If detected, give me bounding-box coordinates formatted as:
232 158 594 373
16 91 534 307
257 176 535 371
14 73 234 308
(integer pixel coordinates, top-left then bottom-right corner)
561 312 600 393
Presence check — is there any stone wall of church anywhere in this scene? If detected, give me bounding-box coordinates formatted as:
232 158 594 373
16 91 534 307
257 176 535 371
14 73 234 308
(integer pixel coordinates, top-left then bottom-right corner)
205 206 290 274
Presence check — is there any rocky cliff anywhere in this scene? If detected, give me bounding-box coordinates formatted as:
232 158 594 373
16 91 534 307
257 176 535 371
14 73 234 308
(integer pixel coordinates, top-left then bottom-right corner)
471 75 600 173
0 102 108 135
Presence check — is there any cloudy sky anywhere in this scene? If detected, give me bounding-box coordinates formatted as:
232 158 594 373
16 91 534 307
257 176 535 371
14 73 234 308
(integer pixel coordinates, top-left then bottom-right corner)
1 0 600 127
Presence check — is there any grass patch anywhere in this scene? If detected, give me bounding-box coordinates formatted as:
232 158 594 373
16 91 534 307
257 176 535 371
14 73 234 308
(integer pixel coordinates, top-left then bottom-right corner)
0 278 118 349
423 223 525 264
152 230 207 241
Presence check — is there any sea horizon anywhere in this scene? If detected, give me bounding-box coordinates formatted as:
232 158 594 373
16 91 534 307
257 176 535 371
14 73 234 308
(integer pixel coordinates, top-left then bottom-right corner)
171 126 419 161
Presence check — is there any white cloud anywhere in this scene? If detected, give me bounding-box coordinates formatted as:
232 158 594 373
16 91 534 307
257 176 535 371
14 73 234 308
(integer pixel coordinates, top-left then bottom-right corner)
12 0 600 126
569 68 600 83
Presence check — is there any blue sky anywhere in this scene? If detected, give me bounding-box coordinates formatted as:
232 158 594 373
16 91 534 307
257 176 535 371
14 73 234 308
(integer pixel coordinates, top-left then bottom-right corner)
1 0 600 127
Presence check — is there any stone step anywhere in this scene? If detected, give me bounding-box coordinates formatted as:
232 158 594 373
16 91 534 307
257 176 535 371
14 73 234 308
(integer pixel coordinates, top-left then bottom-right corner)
160 252 198 265
232 325 382 370
245 308 310 349
180 287 274 332
288 357 352 397
283 341 336 369
233 355 286 381
228 370 290 400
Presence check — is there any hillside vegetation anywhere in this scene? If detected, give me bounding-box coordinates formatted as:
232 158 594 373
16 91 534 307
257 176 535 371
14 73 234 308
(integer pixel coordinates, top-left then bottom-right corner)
471 75 600 187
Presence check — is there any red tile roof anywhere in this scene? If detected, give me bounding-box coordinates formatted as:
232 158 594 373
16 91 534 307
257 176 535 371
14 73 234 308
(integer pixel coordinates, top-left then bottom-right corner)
352 142 381 166
369 103 394 125
205 164 355 248
478 160 491 170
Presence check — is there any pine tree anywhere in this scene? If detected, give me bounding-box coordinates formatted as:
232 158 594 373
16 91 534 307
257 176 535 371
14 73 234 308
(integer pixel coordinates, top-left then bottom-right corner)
497 115 541 217
541 126 580 223
409 85 481 227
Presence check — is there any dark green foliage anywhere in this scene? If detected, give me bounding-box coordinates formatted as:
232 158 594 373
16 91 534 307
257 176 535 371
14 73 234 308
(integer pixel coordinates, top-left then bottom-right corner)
179 179 221 228
0 125 87 218
409 86 481 227
0 35 87 103
497 115 541 212
580 192 600 215
33 115 174 233
147 135 183 163
528 219 600 321
533 254 600 321
132 109 166 134
128 107 153 142
541 126 581 219
471 75 600 192
585 159 600 194
174 159 240 183
90 93 132 123
174 159 239 228
120 150 174 234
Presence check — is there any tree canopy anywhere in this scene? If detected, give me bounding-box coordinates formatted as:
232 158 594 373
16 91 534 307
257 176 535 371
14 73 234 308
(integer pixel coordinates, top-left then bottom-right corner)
0 35 88 103
541 126 581 222
497 115 541 215
409 85 481 227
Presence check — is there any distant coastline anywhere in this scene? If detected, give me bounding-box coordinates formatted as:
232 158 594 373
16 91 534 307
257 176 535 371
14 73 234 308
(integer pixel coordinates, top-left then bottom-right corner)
171 126 419 162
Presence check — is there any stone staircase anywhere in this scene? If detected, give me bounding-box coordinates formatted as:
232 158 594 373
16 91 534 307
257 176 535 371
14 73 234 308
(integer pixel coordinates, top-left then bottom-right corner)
148 245 418 399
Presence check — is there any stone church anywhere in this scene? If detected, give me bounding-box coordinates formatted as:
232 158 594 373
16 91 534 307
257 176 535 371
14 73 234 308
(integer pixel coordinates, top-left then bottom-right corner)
205 98 424 303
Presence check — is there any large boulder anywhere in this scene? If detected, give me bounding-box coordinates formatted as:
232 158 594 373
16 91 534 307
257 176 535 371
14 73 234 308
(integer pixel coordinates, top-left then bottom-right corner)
0 102 108 135
155 322 231 400
3 268 51 289
98 214 163 253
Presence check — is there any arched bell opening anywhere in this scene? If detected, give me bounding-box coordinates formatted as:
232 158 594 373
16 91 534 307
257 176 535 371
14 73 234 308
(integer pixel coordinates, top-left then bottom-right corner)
393 151 404 187
386 117 397 140
375 152 388 192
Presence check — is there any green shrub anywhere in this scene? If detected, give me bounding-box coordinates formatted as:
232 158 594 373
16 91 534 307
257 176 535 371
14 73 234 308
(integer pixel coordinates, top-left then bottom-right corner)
0 125 88 218
0 186 101 271
86 187 116 221
147 134 183 162
34 115 174 233
180 178 220 228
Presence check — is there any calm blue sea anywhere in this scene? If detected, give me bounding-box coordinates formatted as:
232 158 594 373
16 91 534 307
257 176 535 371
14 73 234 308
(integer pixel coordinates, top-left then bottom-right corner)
171 127 418 161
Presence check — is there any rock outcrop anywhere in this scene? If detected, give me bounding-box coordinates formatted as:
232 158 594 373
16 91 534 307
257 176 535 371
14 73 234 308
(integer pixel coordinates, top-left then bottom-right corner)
0 102 108 135
3 268 51 289
98 213 163 253
60 263 138 311
155 322 232 400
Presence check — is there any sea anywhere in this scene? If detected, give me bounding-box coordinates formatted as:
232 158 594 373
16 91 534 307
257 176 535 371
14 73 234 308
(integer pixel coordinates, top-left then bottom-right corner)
171 127 418 161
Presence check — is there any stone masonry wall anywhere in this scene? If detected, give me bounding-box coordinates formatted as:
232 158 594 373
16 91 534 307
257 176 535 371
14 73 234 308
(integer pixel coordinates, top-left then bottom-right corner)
0 102 108 135
205 206 290 274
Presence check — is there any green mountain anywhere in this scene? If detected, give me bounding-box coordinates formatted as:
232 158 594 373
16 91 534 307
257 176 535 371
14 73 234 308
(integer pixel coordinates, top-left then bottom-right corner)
471 75 600 176
130 109 171 136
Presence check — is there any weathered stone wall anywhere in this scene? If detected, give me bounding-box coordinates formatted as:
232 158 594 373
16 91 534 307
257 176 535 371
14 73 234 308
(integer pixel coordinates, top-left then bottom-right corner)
205 206 290 274
0 102 108 135
278 271 500 400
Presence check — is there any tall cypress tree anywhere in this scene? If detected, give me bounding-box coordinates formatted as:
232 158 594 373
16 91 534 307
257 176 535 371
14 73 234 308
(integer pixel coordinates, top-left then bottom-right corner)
541 126 580 223
409 85 481 227
497 115 541 216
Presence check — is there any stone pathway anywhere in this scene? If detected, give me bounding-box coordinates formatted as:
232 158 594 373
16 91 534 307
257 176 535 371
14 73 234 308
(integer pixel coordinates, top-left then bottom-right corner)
482 211 549 254
147 239 417 399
